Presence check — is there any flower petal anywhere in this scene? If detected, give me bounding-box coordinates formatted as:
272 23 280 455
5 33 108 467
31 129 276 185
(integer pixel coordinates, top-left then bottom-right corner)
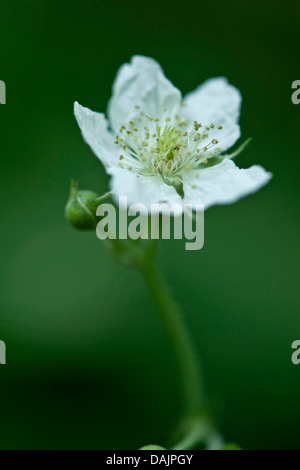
107 167 182 212
183 78 242 151
108 55 182 132
184 77 242 124
74 101 118 168
182 159 272 209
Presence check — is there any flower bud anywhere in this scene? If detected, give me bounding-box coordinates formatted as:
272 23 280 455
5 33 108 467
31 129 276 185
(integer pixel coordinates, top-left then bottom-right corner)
65 180 99 230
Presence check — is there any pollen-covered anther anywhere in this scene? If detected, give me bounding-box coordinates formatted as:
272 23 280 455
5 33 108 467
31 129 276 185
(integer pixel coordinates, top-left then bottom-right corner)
175 115 188 127
144 126 150 139
193 121 202 131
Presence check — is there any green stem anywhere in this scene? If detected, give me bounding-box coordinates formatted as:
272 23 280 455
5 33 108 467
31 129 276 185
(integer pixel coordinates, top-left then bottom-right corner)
140 259 208 420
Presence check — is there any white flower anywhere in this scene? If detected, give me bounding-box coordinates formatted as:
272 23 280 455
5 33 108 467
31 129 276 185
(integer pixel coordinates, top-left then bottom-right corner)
74 55 271 212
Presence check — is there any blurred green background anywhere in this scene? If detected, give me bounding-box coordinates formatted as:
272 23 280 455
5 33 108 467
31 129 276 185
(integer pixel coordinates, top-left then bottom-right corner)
1 0 299 450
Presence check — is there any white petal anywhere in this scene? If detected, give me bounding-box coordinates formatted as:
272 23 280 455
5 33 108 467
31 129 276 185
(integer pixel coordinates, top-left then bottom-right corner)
107 167 182 212
182 159 272 209
74 102 118 168
184 77 241 124
108 55 182 132
183 78 242 152
202 116 241 153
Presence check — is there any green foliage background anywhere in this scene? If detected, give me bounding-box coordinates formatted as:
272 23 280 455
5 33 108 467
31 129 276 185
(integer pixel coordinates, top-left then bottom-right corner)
0 0 299 449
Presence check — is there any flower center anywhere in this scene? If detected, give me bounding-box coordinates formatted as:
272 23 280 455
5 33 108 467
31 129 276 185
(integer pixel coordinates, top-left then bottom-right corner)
114 107 223 197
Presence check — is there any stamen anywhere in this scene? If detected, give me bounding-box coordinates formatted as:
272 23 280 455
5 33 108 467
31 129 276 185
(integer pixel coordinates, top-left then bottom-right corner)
113 105 239 193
